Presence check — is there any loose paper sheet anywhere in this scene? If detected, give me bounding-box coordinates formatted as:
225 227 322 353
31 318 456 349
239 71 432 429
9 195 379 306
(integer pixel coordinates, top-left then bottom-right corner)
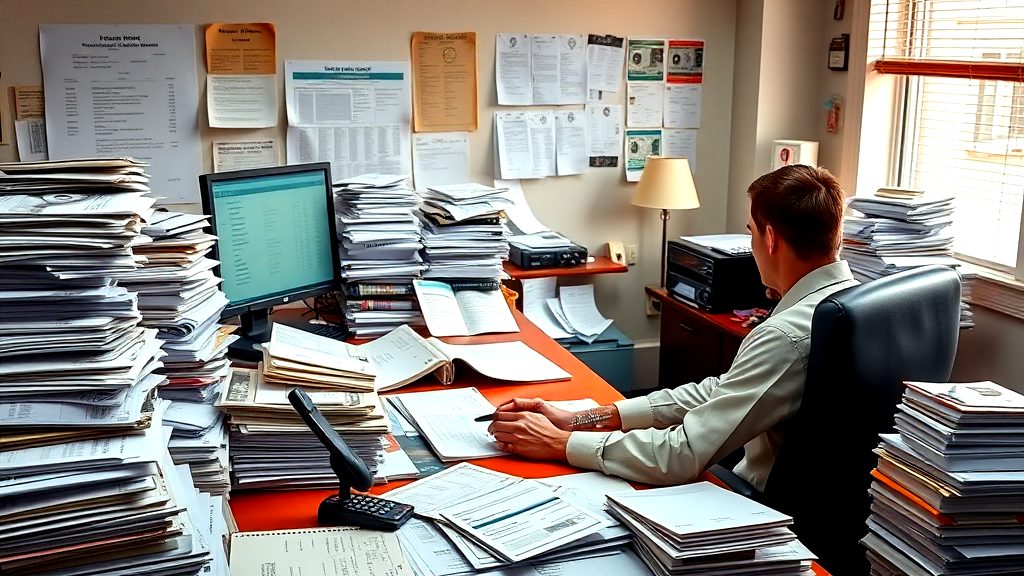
412 32 478 132
413 132 470 190
229 527 412 576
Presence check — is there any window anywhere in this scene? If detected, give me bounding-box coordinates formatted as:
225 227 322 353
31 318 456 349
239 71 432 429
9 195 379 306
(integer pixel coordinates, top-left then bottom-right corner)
868 0 1024 274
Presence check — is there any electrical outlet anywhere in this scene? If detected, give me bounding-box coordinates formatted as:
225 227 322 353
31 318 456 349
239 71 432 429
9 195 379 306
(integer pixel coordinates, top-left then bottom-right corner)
625 244 638 266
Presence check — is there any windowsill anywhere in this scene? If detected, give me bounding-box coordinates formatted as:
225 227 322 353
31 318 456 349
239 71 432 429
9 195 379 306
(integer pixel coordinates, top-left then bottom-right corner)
958 262 1024 321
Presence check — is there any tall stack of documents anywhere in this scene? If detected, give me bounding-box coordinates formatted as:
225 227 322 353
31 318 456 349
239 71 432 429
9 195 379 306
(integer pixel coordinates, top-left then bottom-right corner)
0 158 220 575
843 192 975 328
863 380 1024 575
333 173 426 337
607 482 816 575
217 364 389 490
418 182 513 281
115 210 236 495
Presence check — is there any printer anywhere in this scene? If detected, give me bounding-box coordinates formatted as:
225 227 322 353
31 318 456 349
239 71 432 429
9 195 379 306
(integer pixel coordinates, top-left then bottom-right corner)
666 237 767 313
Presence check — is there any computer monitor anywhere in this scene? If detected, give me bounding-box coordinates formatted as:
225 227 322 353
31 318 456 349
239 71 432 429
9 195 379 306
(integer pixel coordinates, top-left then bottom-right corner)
199 162 340 361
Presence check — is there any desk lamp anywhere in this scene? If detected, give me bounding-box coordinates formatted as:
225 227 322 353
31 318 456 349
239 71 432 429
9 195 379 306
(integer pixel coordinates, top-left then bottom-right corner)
631 156 700 287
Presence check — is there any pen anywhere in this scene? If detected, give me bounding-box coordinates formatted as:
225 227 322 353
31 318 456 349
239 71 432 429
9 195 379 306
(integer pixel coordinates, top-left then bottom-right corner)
474 411 497 422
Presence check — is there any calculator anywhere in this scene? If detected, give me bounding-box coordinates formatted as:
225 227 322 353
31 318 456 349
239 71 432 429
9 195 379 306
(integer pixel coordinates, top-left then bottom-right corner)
319 493 415 531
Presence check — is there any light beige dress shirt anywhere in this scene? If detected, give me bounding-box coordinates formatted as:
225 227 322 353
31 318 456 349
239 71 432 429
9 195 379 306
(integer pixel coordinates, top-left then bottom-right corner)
566 260 858 490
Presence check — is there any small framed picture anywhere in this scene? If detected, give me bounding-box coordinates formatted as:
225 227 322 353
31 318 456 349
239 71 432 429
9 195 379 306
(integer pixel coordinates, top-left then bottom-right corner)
828 34 850 71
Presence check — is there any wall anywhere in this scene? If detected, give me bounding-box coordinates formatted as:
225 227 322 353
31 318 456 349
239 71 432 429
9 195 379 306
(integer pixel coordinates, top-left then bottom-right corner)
0 0 738 377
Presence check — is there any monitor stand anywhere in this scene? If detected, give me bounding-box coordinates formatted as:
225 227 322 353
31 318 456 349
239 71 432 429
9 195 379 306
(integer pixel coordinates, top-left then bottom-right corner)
228 308 272 363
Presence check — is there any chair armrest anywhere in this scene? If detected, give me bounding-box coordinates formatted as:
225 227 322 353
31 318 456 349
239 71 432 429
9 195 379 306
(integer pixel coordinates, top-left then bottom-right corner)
708 464 760 502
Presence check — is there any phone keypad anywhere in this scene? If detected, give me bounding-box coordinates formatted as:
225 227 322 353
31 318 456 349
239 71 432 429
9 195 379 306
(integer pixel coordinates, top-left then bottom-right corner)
342 494 412 521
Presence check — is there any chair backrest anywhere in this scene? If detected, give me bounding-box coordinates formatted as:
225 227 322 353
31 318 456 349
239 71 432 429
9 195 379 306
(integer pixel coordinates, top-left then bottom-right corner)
762 265 962 576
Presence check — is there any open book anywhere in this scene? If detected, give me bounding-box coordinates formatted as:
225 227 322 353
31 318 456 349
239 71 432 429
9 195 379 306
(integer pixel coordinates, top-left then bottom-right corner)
413 279 519 337
362 324 570 392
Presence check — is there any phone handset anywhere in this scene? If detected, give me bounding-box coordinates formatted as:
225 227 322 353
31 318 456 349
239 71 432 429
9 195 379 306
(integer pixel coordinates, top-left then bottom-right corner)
287 387 414 531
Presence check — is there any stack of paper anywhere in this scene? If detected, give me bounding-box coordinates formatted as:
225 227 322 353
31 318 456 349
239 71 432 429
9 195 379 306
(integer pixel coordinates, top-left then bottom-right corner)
0 158 224 574
259 324 376 391
863 380 1024 575
216 366 389 489
607 482 815 576
113 210 236 494
418 182 512 281
842 193 974 328
389 463 630 571
0 409 224 575
334 173 426 338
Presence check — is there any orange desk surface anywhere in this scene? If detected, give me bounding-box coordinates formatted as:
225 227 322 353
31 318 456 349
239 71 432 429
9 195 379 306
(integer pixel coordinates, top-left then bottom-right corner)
228 310 831 576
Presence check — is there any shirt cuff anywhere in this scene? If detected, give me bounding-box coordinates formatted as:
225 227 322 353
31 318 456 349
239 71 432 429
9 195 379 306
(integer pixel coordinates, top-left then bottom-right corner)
614 396 655 430
566 431 611 471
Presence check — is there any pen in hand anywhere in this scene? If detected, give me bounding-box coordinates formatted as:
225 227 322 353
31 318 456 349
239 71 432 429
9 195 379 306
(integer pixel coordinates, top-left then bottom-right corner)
474 412 497 422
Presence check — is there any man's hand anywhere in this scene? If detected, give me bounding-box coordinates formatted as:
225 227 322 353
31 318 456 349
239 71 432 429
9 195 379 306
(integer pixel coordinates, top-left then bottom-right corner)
488 411 571 461
494 397 574 430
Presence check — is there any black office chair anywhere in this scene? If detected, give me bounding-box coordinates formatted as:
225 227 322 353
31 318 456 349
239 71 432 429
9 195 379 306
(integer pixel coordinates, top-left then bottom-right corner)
711 265 962 576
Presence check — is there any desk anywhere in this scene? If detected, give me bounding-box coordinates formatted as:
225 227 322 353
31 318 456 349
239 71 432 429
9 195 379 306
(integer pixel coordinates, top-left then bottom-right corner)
501 255 628 281
646 286 750 388
228 310 830 576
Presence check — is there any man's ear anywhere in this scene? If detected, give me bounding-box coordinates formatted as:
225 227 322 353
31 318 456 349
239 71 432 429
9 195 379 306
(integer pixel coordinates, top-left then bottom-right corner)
764 224 777 255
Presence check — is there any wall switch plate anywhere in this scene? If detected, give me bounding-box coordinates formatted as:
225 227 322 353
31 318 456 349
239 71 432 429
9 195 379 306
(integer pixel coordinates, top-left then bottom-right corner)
608 241 626 265
645 292 661 316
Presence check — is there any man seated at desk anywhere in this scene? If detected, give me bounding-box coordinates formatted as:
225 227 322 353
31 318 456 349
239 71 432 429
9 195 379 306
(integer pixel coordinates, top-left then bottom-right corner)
489 165 858 490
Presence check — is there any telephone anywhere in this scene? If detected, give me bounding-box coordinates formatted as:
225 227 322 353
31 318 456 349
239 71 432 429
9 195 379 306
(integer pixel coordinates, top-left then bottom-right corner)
287 387 414 531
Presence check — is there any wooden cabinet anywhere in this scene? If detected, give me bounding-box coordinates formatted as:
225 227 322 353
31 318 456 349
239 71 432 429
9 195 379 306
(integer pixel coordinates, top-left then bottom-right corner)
646 287 750 388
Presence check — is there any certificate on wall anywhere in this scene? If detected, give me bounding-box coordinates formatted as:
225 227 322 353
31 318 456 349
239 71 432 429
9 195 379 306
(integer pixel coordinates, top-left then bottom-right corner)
40 24 202 204
412 32 478 132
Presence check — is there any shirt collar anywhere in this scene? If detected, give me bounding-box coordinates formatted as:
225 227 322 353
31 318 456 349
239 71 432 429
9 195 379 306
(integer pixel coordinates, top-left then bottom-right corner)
772 260 855 315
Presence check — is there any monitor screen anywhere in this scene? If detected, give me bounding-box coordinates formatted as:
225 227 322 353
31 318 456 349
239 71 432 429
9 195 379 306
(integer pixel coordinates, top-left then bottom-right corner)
201 163 338 318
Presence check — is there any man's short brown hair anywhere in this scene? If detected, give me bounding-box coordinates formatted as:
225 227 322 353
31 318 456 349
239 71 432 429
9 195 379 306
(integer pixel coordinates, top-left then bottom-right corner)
747 165 845 260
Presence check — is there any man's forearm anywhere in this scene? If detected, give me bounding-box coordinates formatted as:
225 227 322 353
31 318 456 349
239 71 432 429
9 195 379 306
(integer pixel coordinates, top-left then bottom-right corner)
569 405 622 431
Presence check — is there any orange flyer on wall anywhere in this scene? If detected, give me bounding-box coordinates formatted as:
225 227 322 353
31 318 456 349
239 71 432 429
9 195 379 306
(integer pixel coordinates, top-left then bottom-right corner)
205 22 276 75
666 39 704 84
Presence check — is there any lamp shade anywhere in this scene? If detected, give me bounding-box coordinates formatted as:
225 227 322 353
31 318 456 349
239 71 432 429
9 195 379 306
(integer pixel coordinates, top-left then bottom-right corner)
631 156 700 210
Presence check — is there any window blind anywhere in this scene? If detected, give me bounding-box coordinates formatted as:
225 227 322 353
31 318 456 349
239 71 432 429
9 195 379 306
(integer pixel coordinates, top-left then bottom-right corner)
868 0 1024 271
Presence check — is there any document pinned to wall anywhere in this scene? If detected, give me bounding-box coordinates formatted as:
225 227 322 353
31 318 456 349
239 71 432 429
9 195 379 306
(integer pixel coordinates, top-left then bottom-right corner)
15 119 48 161
664 129 698 174
12 86 44 120
586 104 622 168
11 86 47 161
284 60 411 182
412 32 478 132
586 34 625 95
626 38 665 82
664 84 701 128
554 110 588 176
204 23 278 128
40 24 203 204
626 82 664 128
667 39 705 84
624 129 662 182
413 132 470 190
494 110 555 180
213 139 279 172
495 33 586 105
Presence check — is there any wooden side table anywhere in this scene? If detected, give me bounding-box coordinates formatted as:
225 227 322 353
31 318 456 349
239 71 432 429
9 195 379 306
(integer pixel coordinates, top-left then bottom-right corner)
645 286 751 388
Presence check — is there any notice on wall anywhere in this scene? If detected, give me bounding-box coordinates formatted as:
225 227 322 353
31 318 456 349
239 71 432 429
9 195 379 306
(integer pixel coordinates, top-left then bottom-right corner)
664 129 697 174
413 132 470 190
667 39 704 84
285 60 412 182
16 118 48 161
12 86 44 119
495 33 586 106
554 110 587 176
205 23 278 128
586 104 622 168
412 32 478 132
40 24 203 203
494 110 555 180
626 38 665 82
625 128 662 182
586 34 625 94
213 139 279 172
